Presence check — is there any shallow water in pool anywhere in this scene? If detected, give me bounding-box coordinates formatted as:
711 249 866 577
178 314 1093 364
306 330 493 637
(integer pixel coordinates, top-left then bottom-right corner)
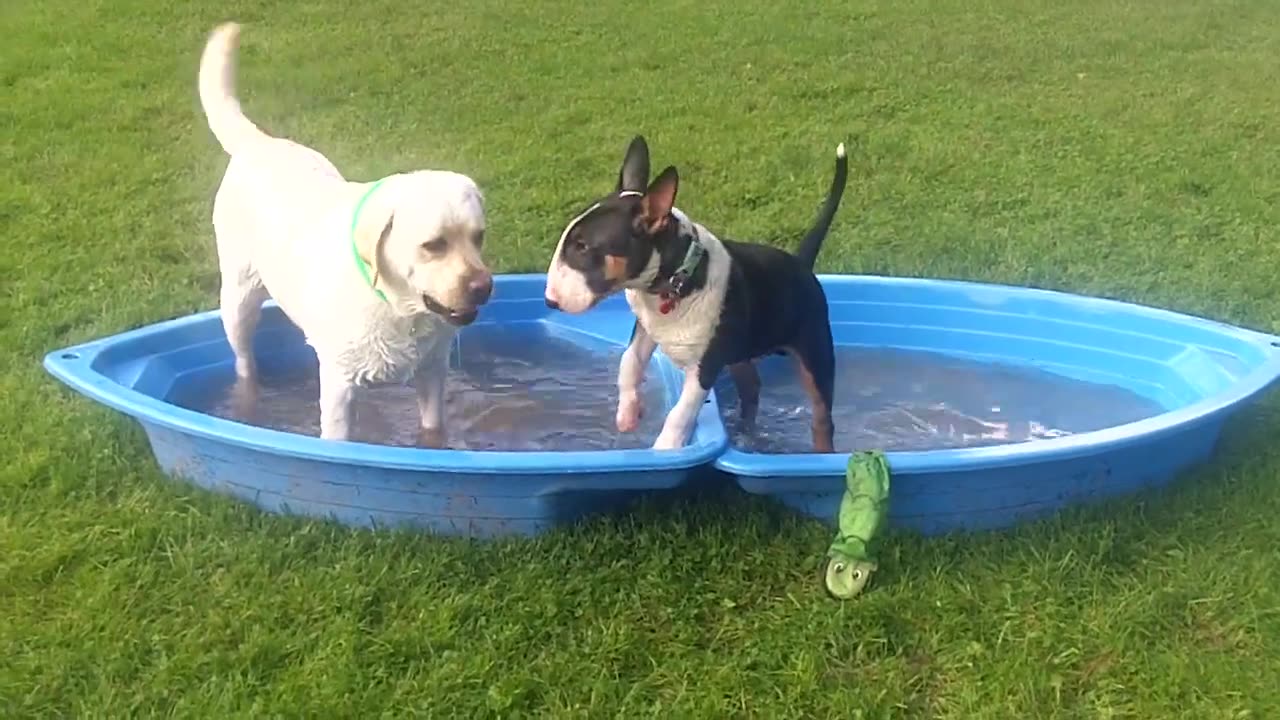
715 347 1168 454
173 326 669 451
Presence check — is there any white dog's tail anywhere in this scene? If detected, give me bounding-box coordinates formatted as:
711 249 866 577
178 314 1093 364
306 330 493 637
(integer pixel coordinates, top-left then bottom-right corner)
198 22 267 156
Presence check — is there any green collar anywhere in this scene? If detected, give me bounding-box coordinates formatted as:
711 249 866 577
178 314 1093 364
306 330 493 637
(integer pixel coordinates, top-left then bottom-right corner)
350 179 389 302
652 236 707 314
660 236 706 296
675 237 706 282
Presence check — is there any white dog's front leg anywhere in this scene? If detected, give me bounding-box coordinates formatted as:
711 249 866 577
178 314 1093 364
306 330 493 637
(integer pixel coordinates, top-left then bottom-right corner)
318 366 356 441
616 323 658 433
652 365 710 450
414 340 451 449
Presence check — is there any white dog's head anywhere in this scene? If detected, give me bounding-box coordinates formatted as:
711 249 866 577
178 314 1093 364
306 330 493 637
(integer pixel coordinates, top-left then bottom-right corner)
353 170 493 325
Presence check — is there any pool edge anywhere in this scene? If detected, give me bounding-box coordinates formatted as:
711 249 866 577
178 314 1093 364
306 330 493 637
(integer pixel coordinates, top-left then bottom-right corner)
41 296 729 481
717 274 1280 479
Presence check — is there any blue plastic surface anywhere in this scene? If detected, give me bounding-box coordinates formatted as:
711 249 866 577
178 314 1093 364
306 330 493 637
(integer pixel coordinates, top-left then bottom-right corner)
715 275 1280 534
44 272 1280 538
43 274 727 537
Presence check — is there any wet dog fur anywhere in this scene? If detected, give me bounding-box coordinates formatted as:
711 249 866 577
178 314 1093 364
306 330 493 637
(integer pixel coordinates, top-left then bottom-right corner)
198 22 493 445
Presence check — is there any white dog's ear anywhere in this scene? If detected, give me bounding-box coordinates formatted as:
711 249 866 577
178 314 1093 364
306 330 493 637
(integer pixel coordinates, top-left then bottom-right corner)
356 213 395 289
641 166 678 233
616 135 651 193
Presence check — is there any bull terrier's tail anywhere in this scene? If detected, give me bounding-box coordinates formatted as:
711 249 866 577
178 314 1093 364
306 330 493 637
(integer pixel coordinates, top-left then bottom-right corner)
795 142 850 270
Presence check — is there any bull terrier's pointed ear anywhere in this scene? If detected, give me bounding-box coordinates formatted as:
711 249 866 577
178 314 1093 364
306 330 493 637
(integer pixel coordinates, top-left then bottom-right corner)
616 135 651 193
641 166 678 233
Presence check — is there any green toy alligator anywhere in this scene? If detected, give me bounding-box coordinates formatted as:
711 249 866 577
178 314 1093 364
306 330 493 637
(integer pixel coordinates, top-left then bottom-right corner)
824 451 891 599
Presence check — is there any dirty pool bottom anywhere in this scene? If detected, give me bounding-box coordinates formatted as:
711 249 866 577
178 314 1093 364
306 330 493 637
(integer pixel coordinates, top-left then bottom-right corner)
715 347 1167 454
173 325 1166 454
172 325 668 451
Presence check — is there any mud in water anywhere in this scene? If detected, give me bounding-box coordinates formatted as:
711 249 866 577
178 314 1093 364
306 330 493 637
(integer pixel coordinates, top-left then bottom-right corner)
715 347 1168 454
173 325 669 451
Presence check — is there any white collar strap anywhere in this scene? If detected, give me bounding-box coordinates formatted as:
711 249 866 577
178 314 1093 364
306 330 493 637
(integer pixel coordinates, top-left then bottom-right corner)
557 190 645 246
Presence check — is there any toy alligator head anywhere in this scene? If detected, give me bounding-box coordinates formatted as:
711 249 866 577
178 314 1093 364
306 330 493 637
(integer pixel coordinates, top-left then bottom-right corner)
825 557 878 599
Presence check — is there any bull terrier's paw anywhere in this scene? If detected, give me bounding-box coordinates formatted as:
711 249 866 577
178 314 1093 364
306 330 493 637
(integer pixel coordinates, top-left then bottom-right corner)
616 392 644 433
651 430 686 451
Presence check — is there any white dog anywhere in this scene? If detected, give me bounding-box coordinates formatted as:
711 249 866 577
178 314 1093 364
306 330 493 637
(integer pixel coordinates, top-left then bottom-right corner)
197 22 493 445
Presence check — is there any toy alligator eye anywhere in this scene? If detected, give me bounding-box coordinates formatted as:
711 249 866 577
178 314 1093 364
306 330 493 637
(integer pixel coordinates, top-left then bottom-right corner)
422 237 447 253
852 570 863 580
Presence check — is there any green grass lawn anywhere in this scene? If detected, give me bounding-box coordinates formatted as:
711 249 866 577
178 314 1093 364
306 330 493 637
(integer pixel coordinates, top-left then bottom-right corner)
5 0 1280 716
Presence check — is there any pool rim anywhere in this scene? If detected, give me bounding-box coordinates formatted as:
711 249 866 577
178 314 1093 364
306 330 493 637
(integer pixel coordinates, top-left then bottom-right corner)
714 273 1280 477
42 278 728 476
42 272 1280 480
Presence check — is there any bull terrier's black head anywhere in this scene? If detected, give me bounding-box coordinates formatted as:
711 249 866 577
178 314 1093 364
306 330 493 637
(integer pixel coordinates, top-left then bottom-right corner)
544 135 687 313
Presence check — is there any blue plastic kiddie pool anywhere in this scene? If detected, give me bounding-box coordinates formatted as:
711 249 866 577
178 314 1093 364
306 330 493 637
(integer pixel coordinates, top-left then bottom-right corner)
712 274 1280 534
44 273 1280 537
43 274 726 537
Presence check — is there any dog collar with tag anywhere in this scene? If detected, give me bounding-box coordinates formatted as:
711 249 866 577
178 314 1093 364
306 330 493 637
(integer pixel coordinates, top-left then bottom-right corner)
350 178 389 302
653 236 707 315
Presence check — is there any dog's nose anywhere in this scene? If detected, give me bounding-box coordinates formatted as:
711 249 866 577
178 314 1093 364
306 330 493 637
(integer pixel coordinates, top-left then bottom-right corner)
467 274 493 305
544 297 560 311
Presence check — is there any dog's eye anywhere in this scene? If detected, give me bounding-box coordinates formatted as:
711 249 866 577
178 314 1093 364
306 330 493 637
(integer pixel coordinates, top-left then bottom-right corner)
422 237 447 254
473 230 485 248
570 233 588 254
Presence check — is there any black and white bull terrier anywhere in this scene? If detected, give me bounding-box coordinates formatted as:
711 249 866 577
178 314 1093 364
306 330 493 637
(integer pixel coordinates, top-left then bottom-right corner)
543 136 849 451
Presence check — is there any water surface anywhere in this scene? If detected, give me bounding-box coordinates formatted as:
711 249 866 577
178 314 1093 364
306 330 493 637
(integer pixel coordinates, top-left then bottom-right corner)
715 347 1167 454
174 325 668 451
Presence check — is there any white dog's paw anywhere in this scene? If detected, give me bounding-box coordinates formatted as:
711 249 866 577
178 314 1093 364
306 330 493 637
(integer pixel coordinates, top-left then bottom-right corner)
651 431 686 451
616 393 644 433
418 426 448 449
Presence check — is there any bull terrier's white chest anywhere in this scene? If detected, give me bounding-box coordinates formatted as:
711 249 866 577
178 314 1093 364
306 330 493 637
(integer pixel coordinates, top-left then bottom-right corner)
626 289 720 369
623 221 732 370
